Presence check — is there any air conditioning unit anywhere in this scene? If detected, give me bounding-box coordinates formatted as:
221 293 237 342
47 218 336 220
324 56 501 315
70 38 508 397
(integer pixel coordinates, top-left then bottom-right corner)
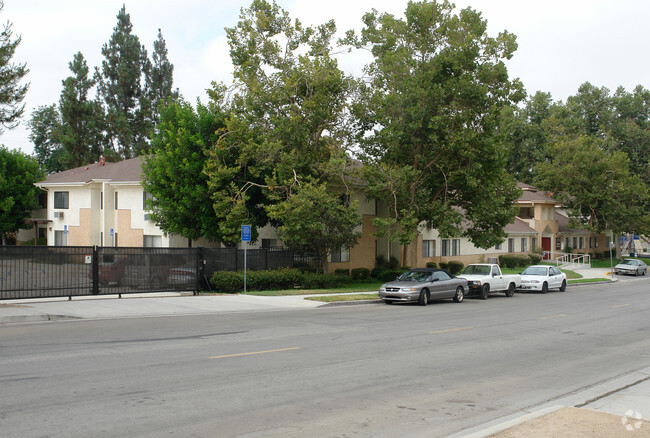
54 212 64 219
144 214 151 221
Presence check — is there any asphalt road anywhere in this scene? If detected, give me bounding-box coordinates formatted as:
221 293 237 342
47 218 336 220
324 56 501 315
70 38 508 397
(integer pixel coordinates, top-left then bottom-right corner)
1 278 649 437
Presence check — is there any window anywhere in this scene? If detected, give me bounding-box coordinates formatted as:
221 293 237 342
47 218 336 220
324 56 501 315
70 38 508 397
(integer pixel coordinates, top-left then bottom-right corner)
441 239 450 257
114 192 118 209
590 236 599 248
54 230 68 246
37 192 47 208
508 238 515 253
262 239 282 248
532 238 538 251
422 240 436 258
573 237 578 249
494 242 502 250
565 237 570 249
579 237 584 249
452 239 460 256
433 271 451 281
521 238 528 252
100 192 103 209
143 191 154 210
54 191 69 209
330 246 349 263
143 235 162 247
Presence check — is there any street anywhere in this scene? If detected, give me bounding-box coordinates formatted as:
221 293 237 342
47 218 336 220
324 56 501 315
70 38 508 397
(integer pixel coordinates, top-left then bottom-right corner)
1 278 649 437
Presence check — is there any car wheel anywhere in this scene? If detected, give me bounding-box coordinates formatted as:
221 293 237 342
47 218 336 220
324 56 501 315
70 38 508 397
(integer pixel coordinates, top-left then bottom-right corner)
453 286 464 303
481 284 489 300
505 283 515 297
418 289 429 306
542 282 548 294
560 280 567 292
643 269 647 276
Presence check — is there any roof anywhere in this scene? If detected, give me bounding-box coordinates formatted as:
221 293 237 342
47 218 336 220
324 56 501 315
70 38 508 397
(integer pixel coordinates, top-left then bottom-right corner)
37 157 144 185
504 217 537 234
517 182 558 204
556 212 589 234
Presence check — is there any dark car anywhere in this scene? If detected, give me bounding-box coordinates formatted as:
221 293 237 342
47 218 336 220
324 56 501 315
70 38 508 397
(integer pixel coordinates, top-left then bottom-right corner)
378 268 468 306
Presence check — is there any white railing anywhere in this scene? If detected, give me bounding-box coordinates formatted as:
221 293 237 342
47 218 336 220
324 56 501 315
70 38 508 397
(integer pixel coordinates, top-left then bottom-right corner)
555 252 591 270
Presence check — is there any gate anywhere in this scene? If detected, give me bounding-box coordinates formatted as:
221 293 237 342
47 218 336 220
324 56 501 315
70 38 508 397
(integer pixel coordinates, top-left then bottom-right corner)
0 246 202 300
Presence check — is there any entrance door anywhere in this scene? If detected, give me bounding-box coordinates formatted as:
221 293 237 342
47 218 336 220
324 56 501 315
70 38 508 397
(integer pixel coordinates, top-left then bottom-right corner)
542 237 551 260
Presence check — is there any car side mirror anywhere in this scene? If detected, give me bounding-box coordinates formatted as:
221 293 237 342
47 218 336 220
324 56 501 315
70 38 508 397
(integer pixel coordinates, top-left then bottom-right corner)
431 277 439 282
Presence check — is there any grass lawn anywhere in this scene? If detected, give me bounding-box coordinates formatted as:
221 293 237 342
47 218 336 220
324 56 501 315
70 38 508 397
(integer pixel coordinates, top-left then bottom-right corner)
305 293 380 303
242 281 383 297
568 278 611 284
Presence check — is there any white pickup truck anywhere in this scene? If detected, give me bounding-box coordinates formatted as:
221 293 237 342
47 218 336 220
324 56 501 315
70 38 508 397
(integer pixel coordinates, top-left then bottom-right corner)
458 264 521 300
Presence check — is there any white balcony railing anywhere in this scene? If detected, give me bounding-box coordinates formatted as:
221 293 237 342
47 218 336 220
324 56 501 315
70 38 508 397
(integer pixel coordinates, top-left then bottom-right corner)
555 252 591 270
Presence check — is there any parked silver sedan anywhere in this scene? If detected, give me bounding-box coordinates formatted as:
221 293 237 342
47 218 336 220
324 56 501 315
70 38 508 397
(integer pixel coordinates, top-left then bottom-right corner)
614 259 648 276
378 268 467 306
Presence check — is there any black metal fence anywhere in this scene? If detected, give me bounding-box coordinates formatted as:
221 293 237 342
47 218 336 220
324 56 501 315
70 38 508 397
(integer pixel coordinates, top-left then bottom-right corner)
1 246 320 300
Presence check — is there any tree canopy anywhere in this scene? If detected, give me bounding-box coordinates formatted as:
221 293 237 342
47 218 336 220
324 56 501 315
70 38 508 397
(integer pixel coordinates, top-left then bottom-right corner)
0 146 44 244
344 0 525 263
0 0 29 132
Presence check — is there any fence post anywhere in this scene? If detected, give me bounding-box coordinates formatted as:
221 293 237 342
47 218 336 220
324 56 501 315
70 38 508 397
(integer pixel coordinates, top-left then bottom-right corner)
92 245 99 295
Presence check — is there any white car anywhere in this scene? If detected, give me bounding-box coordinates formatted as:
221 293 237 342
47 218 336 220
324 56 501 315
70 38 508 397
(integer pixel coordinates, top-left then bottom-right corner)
518 265 567 293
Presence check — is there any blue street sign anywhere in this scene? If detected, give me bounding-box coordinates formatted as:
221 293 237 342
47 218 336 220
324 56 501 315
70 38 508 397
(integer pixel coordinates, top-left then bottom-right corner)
64 225 68 234
110 228 114 237
241 225 251 242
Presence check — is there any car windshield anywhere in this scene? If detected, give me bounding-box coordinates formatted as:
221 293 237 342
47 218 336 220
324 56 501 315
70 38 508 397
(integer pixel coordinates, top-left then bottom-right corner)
521 267 548 276
396 271 431 282
619 260 635 265
461 265 490 275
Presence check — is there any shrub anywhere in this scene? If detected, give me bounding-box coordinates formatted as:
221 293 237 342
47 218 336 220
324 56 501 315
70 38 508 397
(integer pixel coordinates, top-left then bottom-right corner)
498 255 517 269
301 272 349 289
210 270 244 293
438 262 449 270
380 270 401 282
388 256 400 270
516 256 529 267
350 268 370 280
426 262 437 268
528 253 543 265
447 261 464 275
375 255 388 268
334 268 350 276
371 266 391 279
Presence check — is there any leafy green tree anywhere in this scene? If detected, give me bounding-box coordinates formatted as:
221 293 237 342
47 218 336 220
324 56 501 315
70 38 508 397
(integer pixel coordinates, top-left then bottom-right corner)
59 52 106 167
142 94 228 245
0 0 29 132
344 0 524 264
535 135 649 255
205 0 359 253
0 146 44 244
267 182 361 273
27 104 66 174
97 5 150 158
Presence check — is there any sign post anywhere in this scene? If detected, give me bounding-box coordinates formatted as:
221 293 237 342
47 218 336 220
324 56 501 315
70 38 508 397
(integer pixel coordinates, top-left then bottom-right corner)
241 225 251 293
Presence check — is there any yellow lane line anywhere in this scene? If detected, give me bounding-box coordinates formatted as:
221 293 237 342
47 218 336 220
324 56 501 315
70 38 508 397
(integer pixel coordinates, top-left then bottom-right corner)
612 304 630 308
208 347 300 359
428 327 473 334
540 314 566 320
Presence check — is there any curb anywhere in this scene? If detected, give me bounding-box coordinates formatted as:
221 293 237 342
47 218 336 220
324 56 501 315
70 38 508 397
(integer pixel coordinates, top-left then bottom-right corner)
0 314 81 324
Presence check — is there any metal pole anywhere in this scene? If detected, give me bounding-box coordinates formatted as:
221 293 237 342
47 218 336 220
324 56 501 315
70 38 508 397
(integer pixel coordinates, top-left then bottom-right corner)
244 241 247 294
609 239 614 281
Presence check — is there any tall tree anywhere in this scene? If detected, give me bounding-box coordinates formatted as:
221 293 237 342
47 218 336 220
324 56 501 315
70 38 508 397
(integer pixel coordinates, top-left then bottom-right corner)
204 0 361 268
96 5 150 158
0 146 44 245
535 135 649 255
59 52 106 167
27 104 65 174
344 0 525 264
142 91 228 245
0 0 29 132
148 29 177 127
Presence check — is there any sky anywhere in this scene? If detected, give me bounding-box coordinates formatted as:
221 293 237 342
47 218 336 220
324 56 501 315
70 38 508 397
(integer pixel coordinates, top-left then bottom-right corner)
2 0 650 155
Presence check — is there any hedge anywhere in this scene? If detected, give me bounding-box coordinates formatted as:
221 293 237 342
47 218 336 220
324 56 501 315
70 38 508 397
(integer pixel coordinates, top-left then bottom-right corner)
209 268 353 293
447 261 464 275
426 262 437 268
351 268 370 280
